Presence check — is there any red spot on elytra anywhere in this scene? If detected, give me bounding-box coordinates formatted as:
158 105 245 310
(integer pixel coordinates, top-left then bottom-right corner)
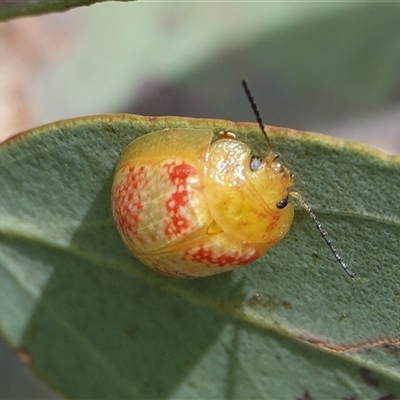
112 165 148 241
164 162 197 238
186 245 259 267
167 162 196 183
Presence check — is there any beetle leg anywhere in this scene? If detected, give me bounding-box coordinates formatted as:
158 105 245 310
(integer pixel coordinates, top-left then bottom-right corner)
219 130 236 140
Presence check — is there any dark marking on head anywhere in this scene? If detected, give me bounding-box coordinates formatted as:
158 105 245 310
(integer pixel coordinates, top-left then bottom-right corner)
276 197 289 209
250 155 262 171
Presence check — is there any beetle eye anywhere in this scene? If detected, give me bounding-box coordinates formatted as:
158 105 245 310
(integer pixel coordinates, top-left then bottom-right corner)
276 197 289 209
250 155 262 171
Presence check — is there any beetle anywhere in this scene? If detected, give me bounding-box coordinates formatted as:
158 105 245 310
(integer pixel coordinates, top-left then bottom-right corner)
111 81 354 278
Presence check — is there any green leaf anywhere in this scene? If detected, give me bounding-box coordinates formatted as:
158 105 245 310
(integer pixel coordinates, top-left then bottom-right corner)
1 115 399 399
0 0 133 22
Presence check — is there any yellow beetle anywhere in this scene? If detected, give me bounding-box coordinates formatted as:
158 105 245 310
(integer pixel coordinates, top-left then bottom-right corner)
111 81 354 278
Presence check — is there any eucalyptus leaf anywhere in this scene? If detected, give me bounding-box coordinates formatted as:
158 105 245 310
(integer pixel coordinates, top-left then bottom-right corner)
0 115 399 399
0 0 132 22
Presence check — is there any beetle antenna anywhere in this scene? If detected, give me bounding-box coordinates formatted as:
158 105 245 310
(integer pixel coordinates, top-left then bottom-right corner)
242 80 354 278
290 191 355 278
242 80 272 149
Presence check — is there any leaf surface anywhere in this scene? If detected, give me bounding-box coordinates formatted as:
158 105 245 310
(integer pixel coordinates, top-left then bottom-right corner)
0 0 132 21
0 115 399 399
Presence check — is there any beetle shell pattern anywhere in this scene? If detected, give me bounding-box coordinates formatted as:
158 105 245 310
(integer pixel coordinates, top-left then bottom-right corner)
112 128 294 278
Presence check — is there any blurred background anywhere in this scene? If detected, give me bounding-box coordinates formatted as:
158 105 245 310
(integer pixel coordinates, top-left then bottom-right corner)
0 1 399 398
